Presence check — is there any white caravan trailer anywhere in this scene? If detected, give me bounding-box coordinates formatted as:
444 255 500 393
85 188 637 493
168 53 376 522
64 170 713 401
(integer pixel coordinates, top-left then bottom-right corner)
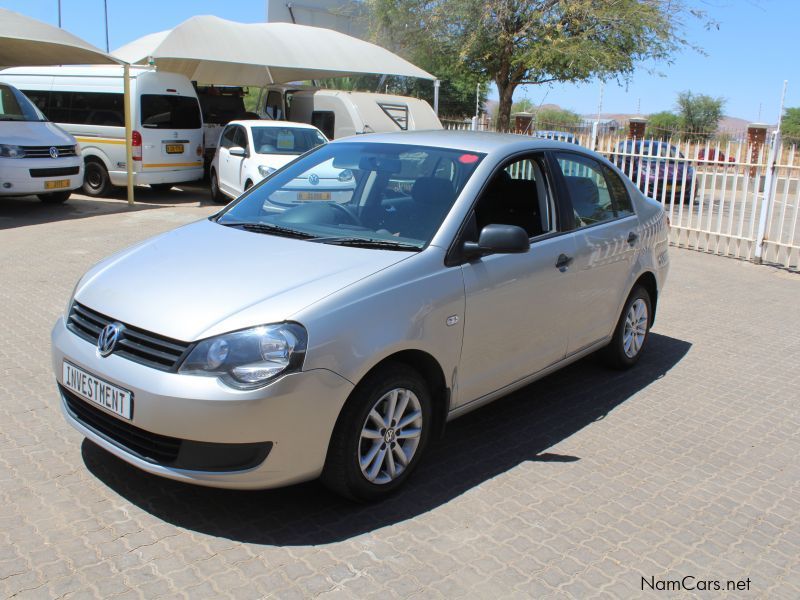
1 66 204 196
260 86 442 139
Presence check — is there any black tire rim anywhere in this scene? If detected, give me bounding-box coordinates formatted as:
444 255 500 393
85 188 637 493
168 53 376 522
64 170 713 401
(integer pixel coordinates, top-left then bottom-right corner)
85 164 103 190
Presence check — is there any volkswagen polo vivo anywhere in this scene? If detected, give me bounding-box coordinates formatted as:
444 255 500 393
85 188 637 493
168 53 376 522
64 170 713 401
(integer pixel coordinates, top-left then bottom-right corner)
52 131 670 501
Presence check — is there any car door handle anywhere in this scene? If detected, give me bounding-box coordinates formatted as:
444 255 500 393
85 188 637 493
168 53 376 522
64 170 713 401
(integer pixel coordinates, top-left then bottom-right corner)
555 253 573 269
627 232 639 246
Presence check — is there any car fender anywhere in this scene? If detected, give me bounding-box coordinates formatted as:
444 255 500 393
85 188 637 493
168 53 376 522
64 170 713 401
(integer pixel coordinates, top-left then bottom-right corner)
295 247 465 395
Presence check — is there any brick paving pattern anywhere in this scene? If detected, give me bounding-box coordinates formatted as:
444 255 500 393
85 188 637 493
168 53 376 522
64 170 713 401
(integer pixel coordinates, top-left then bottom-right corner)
1 188 798 598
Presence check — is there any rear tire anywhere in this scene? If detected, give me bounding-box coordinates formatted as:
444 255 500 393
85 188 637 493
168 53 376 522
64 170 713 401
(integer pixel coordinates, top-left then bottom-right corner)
322 363 432 502
37 191 71 204
82 159 113 197
149 183 174 192
210 169 227 204
601 285 652 370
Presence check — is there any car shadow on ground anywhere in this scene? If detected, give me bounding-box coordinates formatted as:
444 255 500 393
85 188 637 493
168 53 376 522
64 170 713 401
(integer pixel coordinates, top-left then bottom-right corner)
0 184 215 231
81 332 691 546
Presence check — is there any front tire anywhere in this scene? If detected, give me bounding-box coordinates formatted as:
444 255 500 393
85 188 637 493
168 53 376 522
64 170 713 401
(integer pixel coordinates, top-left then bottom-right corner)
82 159 113 197
37 191 71 204
601 285 652 369
322 363 432 501
210 169 227 204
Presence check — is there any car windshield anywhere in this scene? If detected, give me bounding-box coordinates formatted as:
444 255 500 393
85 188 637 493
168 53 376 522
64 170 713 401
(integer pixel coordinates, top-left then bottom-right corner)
0 84 47 122
216 142 485 249
252 126 327 155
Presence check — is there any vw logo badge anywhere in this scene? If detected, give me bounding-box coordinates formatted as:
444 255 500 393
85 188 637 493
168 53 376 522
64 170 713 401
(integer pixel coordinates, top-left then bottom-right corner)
308 173 320 186
97 322 124 357
49 146 59 159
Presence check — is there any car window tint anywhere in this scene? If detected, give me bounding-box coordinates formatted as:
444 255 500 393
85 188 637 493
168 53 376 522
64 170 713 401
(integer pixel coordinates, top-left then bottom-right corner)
603 166 634 216
555 153 617 228
233 126 248 150
473 155 553 238
220 126 237 149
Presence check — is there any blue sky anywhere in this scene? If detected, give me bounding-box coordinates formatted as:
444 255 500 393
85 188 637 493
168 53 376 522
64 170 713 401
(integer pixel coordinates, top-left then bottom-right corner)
2 0 794 122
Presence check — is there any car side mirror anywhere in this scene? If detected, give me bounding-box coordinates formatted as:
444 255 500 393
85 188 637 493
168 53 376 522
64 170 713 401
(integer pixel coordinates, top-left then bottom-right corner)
229 146 247 157
462 224 530 260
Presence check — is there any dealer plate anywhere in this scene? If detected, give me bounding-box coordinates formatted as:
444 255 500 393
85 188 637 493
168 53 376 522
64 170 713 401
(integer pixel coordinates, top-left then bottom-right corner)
62 361 133 420
45 179 70 190
165 144 184 154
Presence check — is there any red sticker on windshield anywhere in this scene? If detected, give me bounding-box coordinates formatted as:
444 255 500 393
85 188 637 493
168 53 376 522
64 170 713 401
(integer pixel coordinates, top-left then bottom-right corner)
458 154 479 164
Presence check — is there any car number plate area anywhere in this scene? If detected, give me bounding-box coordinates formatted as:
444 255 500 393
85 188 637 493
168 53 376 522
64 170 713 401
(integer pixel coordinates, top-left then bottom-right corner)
298 191 331 201
45 179 70 190
165 144 184 154
62 361 133 420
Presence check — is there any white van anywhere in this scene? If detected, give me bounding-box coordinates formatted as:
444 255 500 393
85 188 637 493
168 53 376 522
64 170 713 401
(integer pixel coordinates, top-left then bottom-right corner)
1 66 204 196
0 82 83 203
260 85 442 140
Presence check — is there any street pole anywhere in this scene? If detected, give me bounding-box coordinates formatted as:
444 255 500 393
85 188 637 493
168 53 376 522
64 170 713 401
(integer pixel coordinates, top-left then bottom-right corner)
103 0 110 52
57 0 61 27
124 64 135 205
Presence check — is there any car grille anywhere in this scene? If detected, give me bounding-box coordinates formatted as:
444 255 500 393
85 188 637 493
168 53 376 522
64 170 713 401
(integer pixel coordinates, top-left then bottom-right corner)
62 385 181 463
29 166 80 178
67 302 192 372
60 385 273 471
21 145 78 158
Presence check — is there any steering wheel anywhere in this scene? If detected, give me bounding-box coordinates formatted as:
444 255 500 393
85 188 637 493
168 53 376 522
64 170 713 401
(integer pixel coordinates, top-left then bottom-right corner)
328 202 362 227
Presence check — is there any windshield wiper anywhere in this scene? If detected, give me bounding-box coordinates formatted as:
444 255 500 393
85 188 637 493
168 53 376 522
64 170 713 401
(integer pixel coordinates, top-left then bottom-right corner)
314 237 421 251
219 221 316 239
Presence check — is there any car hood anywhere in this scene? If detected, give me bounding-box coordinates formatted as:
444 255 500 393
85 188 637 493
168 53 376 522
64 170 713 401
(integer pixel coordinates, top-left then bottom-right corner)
0 121 75 146
253 153 296 171
74 219 412 341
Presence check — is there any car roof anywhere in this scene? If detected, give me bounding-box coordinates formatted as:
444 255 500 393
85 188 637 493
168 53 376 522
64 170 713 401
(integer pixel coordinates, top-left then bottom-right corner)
331 130 590 157
230 120 321 130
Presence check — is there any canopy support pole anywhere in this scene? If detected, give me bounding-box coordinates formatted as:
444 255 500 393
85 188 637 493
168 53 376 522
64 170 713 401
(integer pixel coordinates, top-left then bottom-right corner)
433 79 440 116
123 64 134 205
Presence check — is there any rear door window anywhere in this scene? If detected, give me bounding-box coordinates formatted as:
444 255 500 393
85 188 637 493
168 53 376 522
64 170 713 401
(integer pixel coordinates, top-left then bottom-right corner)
141 95 201 129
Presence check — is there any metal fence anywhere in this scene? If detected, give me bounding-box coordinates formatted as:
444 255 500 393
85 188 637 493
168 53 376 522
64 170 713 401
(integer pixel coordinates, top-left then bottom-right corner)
442 120 799 271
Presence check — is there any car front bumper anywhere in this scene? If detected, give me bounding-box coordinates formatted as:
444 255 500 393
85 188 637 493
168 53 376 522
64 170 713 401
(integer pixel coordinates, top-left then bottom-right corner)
0 157 83 196
51 316 354 490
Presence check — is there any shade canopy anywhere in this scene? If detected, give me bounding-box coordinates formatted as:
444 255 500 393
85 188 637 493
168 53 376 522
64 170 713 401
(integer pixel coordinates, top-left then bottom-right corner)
113 15 434 86
0 8 119 66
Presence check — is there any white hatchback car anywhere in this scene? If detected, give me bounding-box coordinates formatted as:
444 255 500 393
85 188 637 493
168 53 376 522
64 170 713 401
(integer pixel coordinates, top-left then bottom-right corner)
210 120 329 202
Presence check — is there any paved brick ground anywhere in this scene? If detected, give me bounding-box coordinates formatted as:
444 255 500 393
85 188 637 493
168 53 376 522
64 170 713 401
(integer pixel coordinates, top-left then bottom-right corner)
1 188 799 599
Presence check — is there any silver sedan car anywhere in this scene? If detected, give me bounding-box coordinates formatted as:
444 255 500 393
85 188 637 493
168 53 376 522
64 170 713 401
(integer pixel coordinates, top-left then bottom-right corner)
52 131 669 501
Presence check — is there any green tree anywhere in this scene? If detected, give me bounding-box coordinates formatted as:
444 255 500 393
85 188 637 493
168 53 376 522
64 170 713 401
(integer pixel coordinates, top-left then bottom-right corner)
369 0 707 129
781 107 800 144
646 111 681 140
535 107 582 130
675 91 725 139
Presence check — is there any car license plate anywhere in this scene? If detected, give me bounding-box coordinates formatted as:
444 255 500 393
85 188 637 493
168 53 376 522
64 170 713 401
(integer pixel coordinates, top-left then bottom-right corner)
45 179 70 190
62 361 133 420
165 144 184 154
298 192 331 201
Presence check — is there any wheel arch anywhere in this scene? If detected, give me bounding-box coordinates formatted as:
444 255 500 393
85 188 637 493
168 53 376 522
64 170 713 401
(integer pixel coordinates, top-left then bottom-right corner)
633 271 658 326
345 349 449 440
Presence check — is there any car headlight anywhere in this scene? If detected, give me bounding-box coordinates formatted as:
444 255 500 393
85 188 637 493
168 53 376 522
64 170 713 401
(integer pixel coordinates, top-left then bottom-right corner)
0 144 25 158
257 165 276 178
179 323 307 389
338 169 354 182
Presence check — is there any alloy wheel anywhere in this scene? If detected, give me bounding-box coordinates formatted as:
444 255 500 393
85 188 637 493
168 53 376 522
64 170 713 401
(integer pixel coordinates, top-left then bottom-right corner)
358 387 423 485
623 298 648 358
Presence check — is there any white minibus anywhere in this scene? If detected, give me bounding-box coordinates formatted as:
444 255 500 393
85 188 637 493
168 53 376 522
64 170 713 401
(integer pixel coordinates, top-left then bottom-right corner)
0 81 83 203
1 66 204 196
